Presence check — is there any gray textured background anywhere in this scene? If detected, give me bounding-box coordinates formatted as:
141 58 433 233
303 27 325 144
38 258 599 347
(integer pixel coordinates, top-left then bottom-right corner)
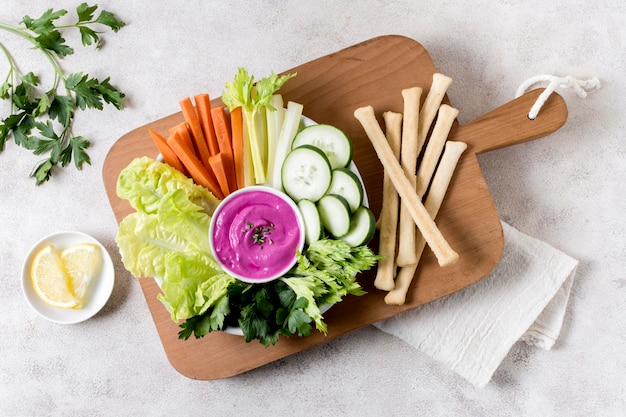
1 1 624 415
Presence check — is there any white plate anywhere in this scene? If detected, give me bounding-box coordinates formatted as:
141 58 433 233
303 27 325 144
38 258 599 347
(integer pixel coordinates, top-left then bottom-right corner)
21 231 115 324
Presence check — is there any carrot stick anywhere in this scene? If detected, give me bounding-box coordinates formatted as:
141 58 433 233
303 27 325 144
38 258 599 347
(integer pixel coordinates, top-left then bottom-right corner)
208 153 230 197
169 122 195 153
167 130 224 199
180 97 212 167
194 94 220 156
147 129 188 175
210 106 237 192
230 106 245 191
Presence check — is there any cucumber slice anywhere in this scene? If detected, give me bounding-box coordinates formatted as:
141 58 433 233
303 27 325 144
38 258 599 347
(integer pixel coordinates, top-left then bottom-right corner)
281 145 332 202
328 168 364 213
297 199 323 245
292 124 353 169
340 206 376 247
317 194 351 238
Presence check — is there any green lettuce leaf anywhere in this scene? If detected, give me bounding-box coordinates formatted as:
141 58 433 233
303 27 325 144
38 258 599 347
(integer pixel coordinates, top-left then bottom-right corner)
116 156 220 215
115 157 232 322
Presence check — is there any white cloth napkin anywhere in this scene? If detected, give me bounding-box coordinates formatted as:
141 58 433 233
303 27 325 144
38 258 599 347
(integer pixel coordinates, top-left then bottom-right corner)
374 221 578 387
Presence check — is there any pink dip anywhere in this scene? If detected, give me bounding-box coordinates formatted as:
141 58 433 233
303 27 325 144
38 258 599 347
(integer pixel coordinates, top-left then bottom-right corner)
210 186 304 283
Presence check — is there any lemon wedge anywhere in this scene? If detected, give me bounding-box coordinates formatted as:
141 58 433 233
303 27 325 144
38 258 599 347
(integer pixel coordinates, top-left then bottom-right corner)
61 243 102 309
31 244 80 309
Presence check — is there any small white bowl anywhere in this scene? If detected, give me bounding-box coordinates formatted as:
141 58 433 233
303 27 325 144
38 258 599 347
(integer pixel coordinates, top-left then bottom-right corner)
21 231 115 324
209 185 305 284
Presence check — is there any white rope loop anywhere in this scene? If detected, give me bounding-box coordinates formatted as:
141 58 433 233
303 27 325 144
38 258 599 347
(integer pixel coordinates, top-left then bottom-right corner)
516 74 601 119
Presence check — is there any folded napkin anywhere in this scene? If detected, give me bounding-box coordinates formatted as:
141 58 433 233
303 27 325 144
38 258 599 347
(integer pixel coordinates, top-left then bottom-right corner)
374 221 578 387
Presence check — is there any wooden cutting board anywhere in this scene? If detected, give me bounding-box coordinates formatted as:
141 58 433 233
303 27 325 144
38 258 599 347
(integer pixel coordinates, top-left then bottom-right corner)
102 35 567 379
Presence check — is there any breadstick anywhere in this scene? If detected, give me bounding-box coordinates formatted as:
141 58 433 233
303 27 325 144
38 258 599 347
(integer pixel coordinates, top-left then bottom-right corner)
374 111 403 291
354 106 459 267
415 104 459 197
418 73 453 147
396 87 423 266
385 141 467 305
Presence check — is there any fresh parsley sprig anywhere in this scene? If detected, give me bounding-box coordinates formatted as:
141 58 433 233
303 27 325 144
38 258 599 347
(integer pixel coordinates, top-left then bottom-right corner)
0 3 126 184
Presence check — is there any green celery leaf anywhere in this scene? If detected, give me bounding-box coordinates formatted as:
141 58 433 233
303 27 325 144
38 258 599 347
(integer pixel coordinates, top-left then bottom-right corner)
281 276 326 333
254 71 296 109
221 67 254 111
221 68 295 112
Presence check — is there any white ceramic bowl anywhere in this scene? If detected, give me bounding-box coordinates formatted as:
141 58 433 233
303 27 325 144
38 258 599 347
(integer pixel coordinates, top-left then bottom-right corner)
21 231 115 324
208 185 306 284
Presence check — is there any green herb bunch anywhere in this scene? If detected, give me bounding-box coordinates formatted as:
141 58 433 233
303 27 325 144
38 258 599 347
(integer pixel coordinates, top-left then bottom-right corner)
0 3 126 184
179 239 379 347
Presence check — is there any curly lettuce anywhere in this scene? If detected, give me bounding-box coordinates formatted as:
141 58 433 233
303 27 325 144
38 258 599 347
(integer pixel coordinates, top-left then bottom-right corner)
116 156 220 215
115 157 233 322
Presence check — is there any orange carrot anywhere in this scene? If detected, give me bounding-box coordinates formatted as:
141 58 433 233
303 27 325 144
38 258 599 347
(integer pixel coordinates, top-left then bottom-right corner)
147 129 188 175
169 122 196 154
211 106 237 192
208 153 230 197
230 106 245 191
167 130 224 199
180 97 212 167
194 94 220 156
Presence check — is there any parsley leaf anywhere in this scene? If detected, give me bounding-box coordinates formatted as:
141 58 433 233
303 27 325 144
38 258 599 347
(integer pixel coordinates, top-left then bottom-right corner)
32 159 54 185
48 95 74 125
78 26 99 47
0 4 126 184
76 4 99 23
177 239 379 347
66 136 91 169
95 10 126 32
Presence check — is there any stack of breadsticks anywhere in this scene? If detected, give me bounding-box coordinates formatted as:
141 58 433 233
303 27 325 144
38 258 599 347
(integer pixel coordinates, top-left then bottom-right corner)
353 73 467 306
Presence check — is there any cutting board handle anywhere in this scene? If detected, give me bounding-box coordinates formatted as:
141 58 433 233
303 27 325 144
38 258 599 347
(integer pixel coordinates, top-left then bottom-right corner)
454 88 568 154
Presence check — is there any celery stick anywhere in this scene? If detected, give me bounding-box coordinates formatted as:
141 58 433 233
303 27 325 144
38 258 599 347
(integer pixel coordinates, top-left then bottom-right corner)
242 118 255 187
222 68 296 185
244 106 267 184
265 94 285 185
269 101 304 190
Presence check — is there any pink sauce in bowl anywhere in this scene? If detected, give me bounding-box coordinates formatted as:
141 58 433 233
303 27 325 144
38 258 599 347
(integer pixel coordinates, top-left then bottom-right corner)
209 186 304 284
